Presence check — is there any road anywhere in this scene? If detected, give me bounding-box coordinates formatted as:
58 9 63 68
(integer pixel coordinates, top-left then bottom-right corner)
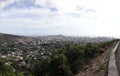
116 43 120 76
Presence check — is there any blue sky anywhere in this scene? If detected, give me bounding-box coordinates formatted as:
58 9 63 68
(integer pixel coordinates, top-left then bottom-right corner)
0 0 120 37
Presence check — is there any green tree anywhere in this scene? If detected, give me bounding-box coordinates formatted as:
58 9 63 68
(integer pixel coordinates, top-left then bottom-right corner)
85 43 96 58
65 44 85 74
50 54 73 76
12 61 19 76
0 58 13 76
0 58 6 76
31 57 51 76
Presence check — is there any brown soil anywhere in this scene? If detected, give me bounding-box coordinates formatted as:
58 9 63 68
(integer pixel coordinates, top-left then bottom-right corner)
76 44 116 76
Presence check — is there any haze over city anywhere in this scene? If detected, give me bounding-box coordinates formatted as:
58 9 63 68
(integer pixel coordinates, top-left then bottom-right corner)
0 0 120 37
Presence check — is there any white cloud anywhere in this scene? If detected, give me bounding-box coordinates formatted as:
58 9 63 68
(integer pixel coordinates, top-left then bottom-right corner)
0 0 15 10
35 0 82 13
1 0 120 37
35 0 46 6
0 7 51 17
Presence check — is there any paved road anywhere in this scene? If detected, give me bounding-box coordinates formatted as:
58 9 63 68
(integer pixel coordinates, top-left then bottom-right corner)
108 42 119 76
116 43 120 76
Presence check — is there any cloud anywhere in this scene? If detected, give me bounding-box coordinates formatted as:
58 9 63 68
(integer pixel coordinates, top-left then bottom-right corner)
35 0 84 14
0 13 97 36
0 7 51 18
0 0 15 10
1 0 120 37
0 0 98 36
0 0 95 18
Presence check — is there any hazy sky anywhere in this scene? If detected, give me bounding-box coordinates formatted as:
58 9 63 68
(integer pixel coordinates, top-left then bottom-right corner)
0 0 120 37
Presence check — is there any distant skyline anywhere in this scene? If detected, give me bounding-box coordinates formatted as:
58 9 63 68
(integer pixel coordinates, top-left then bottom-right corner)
0 0 120 37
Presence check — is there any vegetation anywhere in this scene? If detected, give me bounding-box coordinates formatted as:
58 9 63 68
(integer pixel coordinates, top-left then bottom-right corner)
99 63 105 70
0 38 118 76
30 39 118 76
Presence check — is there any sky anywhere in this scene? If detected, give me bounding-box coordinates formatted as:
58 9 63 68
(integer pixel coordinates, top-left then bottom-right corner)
0 0 120 37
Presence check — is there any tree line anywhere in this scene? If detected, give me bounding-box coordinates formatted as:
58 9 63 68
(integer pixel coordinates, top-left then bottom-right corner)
31 39 119 76
0 39 118 76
